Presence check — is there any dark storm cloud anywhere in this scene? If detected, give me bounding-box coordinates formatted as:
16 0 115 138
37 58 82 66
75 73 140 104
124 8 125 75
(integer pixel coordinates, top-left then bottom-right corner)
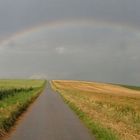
0 0 140 37
0 0 140 85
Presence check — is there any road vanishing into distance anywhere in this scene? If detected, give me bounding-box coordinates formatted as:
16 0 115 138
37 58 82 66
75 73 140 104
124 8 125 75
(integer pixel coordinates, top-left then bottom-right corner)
5 83 94 140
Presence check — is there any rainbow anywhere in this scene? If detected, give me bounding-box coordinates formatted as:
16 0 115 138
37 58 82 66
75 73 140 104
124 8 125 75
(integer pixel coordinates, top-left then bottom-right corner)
0 18 140 47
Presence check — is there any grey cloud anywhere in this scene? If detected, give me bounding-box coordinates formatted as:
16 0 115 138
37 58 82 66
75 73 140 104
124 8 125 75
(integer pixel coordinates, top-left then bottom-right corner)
0 0 140 85
0 0 140 38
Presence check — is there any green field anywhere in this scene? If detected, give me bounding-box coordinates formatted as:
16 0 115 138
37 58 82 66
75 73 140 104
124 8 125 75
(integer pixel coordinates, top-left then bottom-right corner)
51 80 140 140
0 79 45 89
0 80 46 136
119 85 140 91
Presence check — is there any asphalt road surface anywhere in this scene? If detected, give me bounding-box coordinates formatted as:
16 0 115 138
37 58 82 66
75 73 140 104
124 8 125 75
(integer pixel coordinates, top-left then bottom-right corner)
5 83 94 140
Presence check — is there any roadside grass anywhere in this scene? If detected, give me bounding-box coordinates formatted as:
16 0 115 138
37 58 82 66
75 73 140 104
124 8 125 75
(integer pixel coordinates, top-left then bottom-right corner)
51 80 140 140
0 80 46 136
0 88 33 100
61 95 118 140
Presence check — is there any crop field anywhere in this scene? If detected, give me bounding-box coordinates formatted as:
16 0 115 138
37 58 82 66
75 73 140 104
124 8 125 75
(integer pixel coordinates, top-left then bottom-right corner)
0 80 46 136
0 80 45 89
51 80 140 140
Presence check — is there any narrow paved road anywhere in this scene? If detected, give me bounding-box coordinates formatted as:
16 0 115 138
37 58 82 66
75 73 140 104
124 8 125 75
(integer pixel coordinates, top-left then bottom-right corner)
6 83 94 140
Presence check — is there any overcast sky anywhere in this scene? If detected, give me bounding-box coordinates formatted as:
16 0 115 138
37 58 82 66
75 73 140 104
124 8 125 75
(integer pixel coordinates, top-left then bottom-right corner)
0 0 140 85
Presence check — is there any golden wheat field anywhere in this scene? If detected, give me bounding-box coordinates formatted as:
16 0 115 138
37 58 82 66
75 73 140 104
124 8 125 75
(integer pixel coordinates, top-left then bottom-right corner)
52 80 140 140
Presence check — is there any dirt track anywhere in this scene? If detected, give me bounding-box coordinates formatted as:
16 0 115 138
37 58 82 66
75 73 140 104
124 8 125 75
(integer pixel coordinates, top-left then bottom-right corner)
5 83 94 140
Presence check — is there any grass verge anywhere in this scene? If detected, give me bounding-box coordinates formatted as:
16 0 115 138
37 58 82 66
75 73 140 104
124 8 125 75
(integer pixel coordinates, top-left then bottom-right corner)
0 80 46 136
62 95 118 140
51 80 140 140
51 81 119 140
